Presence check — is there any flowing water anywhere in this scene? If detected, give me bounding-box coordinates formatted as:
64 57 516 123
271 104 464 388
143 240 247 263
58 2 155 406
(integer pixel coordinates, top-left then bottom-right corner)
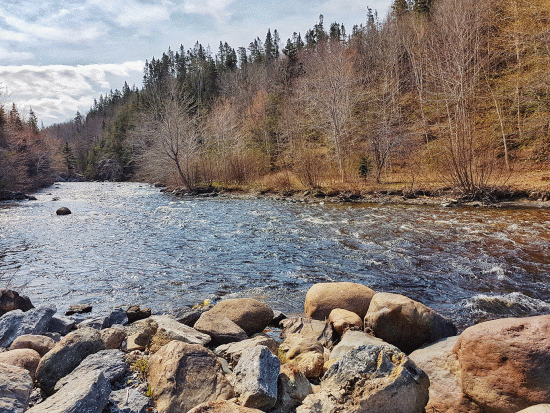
1 182 549 330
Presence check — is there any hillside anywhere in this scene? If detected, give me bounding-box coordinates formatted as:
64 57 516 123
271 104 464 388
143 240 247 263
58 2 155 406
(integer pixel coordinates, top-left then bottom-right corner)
3 0 550 198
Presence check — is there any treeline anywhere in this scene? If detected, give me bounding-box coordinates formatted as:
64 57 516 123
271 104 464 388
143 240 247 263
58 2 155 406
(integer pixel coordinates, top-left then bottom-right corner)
0 104 58 192
43 0 550 195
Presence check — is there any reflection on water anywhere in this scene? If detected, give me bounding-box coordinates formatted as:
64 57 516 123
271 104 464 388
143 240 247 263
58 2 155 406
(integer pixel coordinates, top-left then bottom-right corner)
1 182 549 330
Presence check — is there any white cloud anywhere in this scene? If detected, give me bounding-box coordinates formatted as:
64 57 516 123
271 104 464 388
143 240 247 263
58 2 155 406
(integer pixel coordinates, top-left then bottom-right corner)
0 61 144 125
0 47 34 63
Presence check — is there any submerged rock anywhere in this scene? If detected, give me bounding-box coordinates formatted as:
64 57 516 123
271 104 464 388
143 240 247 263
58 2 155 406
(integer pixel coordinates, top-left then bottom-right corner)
56 207 71 215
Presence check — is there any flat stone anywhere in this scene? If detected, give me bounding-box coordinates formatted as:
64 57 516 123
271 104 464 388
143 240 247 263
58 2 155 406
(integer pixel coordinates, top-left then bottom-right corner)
54 349 127 392
0 362 33 413
194 312 248 345
27 370 111 413
65 304 92 316
134 315 210 346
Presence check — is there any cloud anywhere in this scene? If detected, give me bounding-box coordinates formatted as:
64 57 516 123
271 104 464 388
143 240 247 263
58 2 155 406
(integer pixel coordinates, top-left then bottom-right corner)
0 61 144 125
0 47 34 63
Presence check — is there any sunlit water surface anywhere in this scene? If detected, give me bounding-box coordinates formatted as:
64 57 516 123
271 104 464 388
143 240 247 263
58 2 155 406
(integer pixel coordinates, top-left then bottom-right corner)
1 182 549 330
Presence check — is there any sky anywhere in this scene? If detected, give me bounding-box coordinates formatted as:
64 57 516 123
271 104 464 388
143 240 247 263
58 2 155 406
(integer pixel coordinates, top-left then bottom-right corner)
0 0 392 126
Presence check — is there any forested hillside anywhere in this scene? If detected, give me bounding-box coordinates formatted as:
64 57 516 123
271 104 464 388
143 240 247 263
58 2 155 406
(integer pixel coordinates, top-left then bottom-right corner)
3 0 550 196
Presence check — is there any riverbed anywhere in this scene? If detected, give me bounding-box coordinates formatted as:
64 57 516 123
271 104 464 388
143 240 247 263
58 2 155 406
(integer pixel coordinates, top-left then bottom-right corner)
1 182 549 330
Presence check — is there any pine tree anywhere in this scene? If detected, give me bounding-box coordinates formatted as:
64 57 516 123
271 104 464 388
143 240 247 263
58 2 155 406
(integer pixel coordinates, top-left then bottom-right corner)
28 108 39 134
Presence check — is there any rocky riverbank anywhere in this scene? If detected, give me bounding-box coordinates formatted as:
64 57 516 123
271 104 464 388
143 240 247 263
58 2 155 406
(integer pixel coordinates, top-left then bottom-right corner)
160 184 550 209
1 285 549 413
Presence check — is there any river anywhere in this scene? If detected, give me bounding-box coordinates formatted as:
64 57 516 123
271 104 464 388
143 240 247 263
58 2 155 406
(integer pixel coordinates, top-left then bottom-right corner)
1 181 549 330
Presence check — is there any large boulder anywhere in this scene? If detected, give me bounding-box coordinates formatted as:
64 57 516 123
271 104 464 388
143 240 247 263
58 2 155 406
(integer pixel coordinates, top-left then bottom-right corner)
147 341 234 413
187 401 264 413
204 298 274 335
0 305 57 348
9 334 56 356
102 309 128 329
328 308 363 336
194 312 248 346
409 336 482 413
364 293 457 354
297 345 429 413
48 316 76 335
54 349 128 392
0 290 33 317
234 345 281 410
35 327 106 394
454 315 550 413
0 362 33 413
27 370 111 413
304 282 375 320
274 364 313 413
280 317 336 349
0 349 41 380
215 335 279 368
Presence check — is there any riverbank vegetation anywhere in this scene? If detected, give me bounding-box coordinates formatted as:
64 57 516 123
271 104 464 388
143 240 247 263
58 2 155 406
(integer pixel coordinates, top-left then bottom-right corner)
2 0 550 199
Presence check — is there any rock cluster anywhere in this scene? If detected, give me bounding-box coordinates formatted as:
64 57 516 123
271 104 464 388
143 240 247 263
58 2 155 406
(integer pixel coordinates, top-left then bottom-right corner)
0 283 549 413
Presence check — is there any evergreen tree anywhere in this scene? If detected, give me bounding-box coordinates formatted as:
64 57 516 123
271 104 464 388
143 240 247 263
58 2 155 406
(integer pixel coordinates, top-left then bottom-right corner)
28 108 39 134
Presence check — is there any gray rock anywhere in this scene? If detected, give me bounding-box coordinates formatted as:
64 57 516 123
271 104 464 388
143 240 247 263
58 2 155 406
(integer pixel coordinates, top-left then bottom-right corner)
0 290 34 317
55 349 128 391
48 316 76 335
0 305 57 348
35 327 106 394
102 309 128 329
270 310 287 327
194 312 248 345
173 306 205 326
297 345 429 413
27 370 111 413
215 335 279 368
0 362 33 413
77 316 104 330
275 364 313 413
108 388 150 413
329 330 389 360
234 345 280 410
